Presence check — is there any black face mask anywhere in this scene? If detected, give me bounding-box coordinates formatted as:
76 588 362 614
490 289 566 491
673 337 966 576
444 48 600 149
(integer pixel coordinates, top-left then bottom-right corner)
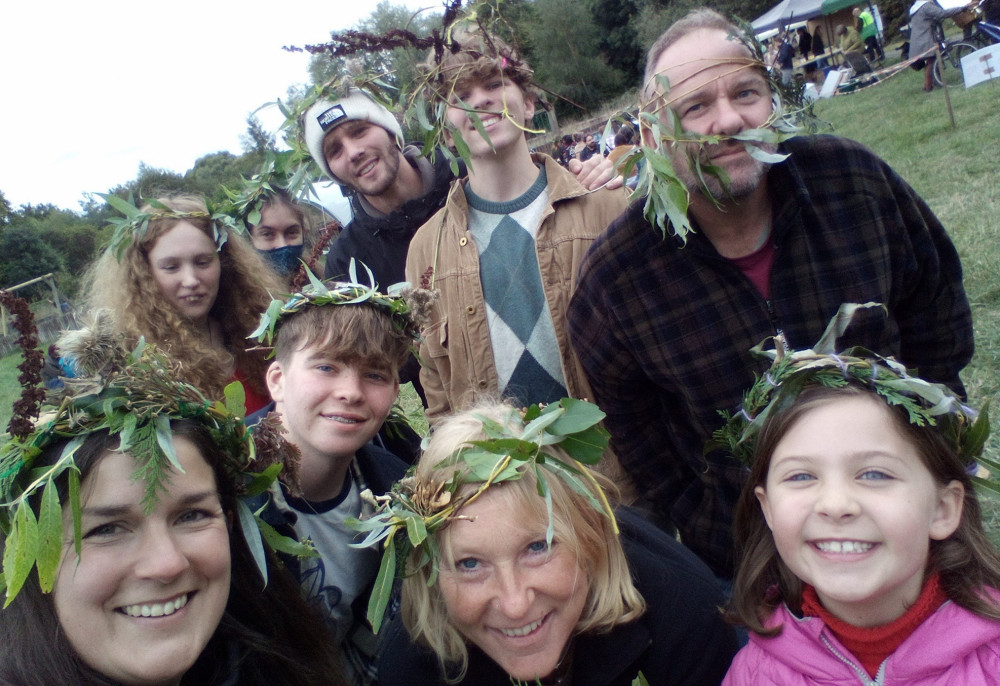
259 244 304 276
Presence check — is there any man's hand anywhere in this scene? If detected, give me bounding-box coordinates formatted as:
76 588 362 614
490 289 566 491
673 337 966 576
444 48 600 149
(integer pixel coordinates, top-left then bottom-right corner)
569 156 624 191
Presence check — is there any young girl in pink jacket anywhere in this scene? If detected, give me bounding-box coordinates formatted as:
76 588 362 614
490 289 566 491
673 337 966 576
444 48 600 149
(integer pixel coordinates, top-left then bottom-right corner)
720 349 1000 685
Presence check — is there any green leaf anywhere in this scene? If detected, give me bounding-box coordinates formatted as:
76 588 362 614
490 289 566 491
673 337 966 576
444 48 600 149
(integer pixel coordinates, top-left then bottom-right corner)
69 468 82 558
549 398 606 435
236 499 268 586
154 414 183 473
404 511 428 547
243 463 283 498
558 425 610 465
3 504 39 607
255 515 318 559
35 481 63 592
223 381 247 419
367 535 397 634
98 192 142 218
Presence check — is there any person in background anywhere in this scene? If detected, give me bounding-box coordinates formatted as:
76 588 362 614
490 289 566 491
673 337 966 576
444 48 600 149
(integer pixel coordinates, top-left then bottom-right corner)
248 188 307 282
797 26 813 57
836 23 866 54
854 5 885 61
909 0 972 91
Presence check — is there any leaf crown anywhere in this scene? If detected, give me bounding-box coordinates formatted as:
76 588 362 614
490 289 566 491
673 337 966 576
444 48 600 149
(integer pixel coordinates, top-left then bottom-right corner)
0 315 312 606
218 149 316 233
618 15 831 243
99 193 239 261
249 262 421 356
711 307 990 472
349 397 615 633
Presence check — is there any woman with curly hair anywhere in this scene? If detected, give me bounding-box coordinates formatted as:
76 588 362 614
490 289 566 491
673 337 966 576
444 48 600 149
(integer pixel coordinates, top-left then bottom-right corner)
80 194 282 412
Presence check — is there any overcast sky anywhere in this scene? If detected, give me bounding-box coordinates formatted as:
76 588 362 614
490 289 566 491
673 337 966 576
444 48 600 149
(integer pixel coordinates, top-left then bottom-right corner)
2 0 433 212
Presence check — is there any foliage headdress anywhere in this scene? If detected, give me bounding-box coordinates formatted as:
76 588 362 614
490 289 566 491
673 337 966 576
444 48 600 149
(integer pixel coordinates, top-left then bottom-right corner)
0 307 313 607
99 192 240 260
616 13 831 243
249 261 423 357
285 1 541 178
349 397 615 632
711 303 991 475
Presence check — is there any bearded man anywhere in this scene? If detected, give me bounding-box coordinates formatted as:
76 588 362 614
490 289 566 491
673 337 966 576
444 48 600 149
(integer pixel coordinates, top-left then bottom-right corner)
567 8 973 580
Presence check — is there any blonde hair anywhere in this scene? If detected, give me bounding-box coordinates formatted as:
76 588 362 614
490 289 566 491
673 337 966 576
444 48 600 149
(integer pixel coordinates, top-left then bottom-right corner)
82 195 282 400
401 401 645 682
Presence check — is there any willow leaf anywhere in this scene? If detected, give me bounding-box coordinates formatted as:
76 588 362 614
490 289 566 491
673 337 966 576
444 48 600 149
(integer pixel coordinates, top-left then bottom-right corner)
154 414 183 473
367 534 396 634
224 382 247 418
3 504 39 607
237 499 268 586
36 481 63 592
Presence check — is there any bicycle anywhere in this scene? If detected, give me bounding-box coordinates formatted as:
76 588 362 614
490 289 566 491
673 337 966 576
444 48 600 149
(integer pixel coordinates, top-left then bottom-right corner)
965 0 1000 47
932 36 979 87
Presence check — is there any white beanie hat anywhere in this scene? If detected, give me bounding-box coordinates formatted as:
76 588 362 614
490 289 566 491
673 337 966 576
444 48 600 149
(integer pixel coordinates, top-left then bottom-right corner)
303 89 405 181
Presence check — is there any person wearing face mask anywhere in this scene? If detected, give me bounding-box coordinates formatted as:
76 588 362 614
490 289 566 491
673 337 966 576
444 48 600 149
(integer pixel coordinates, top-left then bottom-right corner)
248 189 308 282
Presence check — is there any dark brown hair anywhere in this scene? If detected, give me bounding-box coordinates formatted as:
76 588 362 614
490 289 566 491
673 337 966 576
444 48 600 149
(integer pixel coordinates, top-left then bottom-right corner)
728 384 1000 635
0 423 345 686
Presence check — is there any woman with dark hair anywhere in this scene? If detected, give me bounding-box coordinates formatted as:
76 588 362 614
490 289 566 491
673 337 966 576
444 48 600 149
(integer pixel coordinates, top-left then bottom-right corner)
0 325 345 686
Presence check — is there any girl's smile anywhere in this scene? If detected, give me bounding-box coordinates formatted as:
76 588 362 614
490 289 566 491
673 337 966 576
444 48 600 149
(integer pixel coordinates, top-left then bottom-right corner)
756 395 964 627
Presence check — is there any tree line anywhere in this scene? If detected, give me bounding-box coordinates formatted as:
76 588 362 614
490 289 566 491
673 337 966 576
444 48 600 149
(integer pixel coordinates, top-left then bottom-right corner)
1 0 779 302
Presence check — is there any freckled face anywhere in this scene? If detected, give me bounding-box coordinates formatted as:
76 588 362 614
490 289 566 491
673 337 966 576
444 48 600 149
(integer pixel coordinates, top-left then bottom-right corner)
438 489 589 681
756 396 964 626
147 222 221 326
53 439 231 685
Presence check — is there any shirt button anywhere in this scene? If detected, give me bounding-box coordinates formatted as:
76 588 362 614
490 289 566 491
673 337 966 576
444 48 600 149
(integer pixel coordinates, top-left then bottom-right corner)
459 237 468 246
478 380 488 388
466 305 476 314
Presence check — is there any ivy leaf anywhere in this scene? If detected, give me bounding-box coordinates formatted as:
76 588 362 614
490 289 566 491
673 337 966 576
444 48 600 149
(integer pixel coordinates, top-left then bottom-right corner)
35 481 63 592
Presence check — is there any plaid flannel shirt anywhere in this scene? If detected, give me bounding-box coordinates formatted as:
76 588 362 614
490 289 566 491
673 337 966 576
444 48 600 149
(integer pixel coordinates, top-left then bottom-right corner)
568 135 973 578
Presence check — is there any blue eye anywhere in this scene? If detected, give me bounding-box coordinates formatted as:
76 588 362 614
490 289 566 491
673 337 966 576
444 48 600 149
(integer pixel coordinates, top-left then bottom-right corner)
456 557 480 570
527 540 550 554
860 470 892 481
786 472 815 482
83 522 123 539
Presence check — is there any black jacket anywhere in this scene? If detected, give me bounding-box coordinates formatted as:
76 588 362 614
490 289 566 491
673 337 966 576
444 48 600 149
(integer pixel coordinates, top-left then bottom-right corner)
324 149 459 287
376 508 738 686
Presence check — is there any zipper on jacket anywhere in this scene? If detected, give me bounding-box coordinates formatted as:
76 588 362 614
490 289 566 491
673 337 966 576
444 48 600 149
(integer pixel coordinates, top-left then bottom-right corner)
819 632 882 686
